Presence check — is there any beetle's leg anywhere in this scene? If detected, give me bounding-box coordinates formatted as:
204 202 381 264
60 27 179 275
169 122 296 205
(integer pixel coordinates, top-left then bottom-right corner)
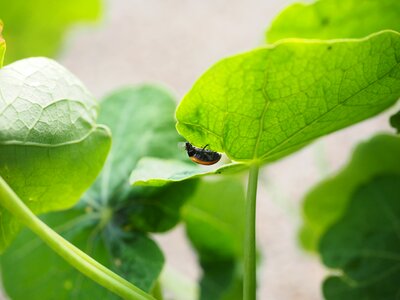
202 144 209 150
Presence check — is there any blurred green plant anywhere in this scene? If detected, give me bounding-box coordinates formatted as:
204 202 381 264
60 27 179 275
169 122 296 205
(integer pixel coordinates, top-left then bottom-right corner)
300 134 400 251
267 0 400 42
183 178 245 300
0 0 101 64
320 175 400 299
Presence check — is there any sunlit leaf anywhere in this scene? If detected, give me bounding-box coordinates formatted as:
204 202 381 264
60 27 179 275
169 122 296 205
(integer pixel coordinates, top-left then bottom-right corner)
176 31 400 164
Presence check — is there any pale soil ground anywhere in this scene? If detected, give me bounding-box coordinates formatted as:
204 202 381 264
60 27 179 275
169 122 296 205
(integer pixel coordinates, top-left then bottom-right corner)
3 0 398 299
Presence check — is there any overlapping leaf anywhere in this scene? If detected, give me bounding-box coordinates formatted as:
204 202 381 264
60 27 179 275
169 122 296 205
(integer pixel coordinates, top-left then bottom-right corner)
130 157 246 187
176 30 400 164
1 85 190 298
0 57 111 251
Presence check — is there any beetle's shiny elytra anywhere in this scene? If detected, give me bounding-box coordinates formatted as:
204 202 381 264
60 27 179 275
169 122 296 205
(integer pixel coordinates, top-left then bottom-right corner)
185 142 221 165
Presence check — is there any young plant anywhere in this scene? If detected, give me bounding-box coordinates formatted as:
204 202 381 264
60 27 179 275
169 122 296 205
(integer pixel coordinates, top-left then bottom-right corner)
1 0 400 299
132 30 400 299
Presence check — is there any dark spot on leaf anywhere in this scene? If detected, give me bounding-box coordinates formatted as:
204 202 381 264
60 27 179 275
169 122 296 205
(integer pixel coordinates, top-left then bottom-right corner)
327 46 332 51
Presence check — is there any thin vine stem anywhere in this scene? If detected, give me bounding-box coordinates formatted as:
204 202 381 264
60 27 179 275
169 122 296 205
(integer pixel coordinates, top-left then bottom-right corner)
0 176 154 300
244 164 259 300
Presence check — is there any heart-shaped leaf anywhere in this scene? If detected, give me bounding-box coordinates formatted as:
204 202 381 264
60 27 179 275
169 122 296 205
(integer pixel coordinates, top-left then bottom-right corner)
176 30 400 164
267 0 400 43
320 175 400 299
0 57 111 251
300 134 400 251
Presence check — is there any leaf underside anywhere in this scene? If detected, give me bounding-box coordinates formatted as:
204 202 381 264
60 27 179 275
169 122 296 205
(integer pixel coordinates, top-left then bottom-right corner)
0 57 111 251
176 30 400 164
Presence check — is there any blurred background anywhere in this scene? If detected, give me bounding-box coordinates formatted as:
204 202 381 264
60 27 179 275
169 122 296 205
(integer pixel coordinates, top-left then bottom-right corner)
1 0 398 299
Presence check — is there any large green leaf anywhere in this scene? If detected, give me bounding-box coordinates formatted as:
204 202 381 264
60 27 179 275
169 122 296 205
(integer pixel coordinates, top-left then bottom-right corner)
0 0 101 64
176 30 400 163
0 57 111 251
267 0 400 43
320 175 400 300
183 178 245 300
0 209 164 299
300 134 400 251
0 21 5 67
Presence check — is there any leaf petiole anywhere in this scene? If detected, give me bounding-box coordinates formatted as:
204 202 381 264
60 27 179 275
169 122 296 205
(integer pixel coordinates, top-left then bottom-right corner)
0 176 154 300
244 164 259 300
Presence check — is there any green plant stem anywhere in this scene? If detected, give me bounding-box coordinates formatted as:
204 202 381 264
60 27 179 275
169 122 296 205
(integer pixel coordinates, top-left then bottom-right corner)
0 176 154 300
244 164 259 300
151 281 163 300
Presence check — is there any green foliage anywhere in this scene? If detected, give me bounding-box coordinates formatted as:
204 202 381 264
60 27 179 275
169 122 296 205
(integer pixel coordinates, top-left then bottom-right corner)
176 30 400 164
320 175 400 300
130 157 247 187
267 0 400 42
0 209 163 299
85 85 183 204
0 57 111 251
183 178 245 300
0 85 196 298
300 134 400 251
0 0 101 64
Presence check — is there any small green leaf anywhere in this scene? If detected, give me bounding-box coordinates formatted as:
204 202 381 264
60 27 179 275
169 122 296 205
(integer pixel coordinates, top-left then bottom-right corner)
183 178 245 299
176 30 400 163
130 157 247 187
389 110 400 133
267 0 400 43
0 209 164 299
0 21 5 67
0 57 111 251
300 134 400 251
320 175 400 300
0 0 101 64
